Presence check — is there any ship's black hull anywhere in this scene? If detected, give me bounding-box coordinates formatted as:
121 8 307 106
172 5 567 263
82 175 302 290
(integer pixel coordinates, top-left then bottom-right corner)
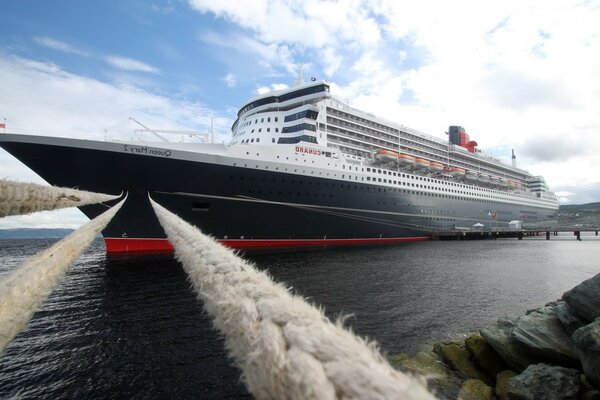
1 135 557 253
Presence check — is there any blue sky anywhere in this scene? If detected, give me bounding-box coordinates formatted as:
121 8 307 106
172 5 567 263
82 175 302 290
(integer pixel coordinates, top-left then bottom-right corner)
1 0 600 228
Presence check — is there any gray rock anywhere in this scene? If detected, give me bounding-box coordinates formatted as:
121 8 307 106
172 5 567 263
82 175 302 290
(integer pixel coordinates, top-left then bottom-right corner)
480 317 540 372
511 311 578 366
506 363 580 400
563 272 600 322
581 374 600 400
554 301 586 335
572 319 600 389
581 390 600 400
526 304 555 316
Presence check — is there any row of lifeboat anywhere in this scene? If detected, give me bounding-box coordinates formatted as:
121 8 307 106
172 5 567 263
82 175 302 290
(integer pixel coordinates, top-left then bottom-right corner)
374 149 522 188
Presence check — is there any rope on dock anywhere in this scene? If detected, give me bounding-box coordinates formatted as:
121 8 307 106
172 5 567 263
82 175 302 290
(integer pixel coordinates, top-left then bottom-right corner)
0 198 125 353
0 179 120 218
150 197 436 400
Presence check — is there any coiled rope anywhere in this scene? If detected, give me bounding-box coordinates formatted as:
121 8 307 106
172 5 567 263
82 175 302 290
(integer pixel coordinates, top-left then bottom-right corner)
0 197 125 353
150 197 436 400
0 179 119 217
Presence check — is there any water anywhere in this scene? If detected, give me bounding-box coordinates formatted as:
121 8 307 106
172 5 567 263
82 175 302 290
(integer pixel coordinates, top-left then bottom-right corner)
1 234 600 399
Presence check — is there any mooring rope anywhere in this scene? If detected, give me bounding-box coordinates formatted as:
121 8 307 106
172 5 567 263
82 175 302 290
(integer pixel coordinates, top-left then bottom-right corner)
150 197 436 400
0 179 120 218
0 198 125 353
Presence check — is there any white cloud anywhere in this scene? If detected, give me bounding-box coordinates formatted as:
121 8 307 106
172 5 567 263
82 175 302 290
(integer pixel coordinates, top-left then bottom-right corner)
0 55 232 228
189 0 600 204
33 36 88 56
256 83 289 95
222 72 236 87
105 55 159 73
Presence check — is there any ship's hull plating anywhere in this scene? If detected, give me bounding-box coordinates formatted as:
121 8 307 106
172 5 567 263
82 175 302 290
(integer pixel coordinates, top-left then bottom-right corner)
0 135 557 253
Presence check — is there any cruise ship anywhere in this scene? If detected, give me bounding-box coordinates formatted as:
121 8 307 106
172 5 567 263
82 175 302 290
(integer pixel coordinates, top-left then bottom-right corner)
0 80 559 253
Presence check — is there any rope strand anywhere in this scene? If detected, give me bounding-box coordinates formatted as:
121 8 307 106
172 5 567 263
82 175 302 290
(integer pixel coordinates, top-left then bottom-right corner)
0 198 125 353
0 179 119 217
150 197 436 400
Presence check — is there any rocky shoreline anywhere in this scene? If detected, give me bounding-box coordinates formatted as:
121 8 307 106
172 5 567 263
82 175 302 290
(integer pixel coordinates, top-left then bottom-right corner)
391 272 600 400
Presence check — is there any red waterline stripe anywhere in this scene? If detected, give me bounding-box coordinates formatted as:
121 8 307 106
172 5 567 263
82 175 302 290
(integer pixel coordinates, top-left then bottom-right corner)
104 236 430 254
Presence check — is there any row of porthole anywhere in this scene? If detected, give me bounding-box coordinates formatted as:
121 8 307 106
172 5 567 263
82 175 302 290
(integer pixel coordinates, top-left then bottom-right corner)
229 160 548 206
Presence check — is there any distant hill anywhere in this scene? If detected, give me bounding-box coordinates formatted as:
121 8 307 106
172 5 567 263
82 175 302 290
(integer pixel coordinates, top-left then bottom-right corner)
0 228 74 239
559 202 600 213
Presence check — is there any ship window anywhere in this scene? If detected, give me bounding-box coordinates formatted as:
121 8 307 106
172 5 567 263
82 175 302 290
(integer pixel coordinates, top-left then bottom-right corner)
251 138 255 142
258 128 262 132
261 118 264 123
256 138 260 142
275 128 279 132
277 135 318 144
192 202 210 212
268 117 271 122
282 123 317 133
267 128 270 132
275 117 278 122
251 129 255 133
272 138 275 143
255 119 258 123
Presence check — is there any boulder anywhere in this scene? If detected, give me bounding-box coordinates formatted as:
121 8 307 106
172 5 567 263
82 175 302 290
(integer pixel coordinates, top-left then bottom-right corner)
495 370 518 400
505 363 580 400
581 390 600 400
480 317 540 371
572 319 600 389
433 342 491 384
465 333 509 378
511 311 578 366
580 375 600 400
457 379 493 400
563 272 600 322
554 301 586 335
390 347 463 398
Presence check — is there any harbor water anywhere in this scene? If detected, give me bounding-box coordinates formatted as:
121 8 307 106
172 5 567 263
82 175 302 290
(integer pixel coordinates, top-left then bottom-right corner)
1 234 600 399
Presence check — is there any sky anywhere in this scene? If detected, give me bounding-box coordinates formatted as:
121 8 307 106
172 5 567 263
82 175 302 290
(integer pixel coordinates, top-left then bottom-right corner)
1 0 600 229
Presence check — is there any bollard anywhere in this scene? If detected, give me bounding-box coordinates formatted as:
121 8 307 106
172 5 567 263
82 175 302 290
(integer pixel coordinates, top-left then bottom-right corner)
546 231 550 240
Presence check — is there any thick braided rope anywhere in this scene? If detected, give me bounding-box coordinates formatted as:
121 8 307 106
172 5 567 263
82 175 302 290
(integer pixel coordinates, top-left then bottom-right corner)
0 198 125 353
150 198 436 400
0 179 119 217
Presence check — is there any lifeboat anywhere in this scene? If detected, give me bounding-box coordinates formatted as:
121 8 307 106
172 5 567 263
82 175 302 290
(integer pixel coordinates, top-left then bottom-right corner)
489 176 499 185
478 174 490 182
375 149 398 162
445 167 466 177
465 170 478 181
498 178 509 187
429 161 444 172
397 153 416 165
415 157 431 169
